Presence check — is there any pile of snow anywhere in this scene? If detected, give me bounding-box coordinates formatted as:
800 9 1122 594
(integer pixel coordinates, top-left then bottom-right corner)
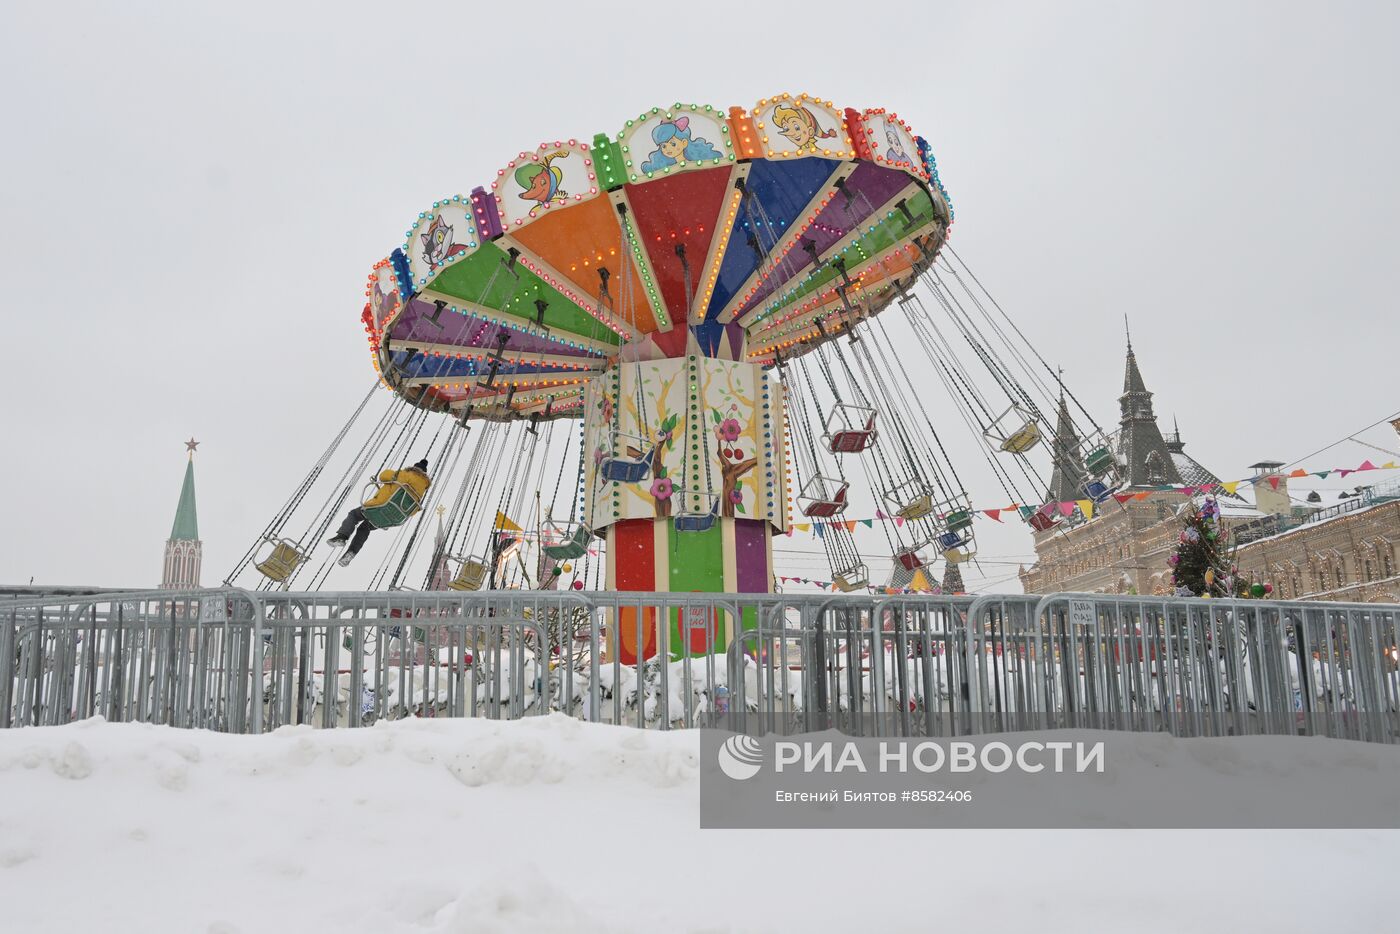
1 716 1396 933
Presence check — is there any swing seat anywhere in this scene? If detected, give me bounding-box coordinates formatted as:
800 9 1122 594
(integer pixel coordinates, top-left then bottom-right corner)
674 495 719 533
944 509 973 532
999 422 1041 454
824 404 878 454
983 404 1041 454
1082 479 1116 503
896 494 934 521
600 454 652 484
361 482 423 530
255 539 305 583
798 478 849 519
447 557 487 592
1085 445 1117 478
884 479 933 521
827 417 877 454
832 564 869 592
542 523 591 560
942 546 974 565
895 547 926 571
935 529 968 552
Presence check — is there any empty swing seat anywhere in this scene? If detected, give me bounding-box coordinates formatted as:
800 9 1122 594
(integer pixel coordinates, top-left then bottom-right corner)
600 454 652 484
362 482 424 530
897 494 934 521
255 539 305 583
448 558 487 592
674 495 719 533
827 416 877 454
1084 446 1117 477
1020 505 1058 533
832 564 869 592
1082 480 1116 503
599 431 653 483
936 529 968 551
944 509 973 532
895 547 926 571
798 478 849 519
543 523 591 560
885 479 934 521
824 404 878 454
983 405 1042 454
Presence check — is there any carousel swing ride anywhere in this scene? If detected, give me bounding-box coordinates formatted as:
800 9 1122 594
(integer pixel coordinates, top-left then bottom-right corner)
226 94 1123 660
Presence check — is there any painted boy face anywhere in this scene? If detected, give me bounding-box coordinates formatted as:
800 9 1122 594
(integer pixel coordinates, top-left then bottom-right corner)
777 115 812 148
660 135 687 160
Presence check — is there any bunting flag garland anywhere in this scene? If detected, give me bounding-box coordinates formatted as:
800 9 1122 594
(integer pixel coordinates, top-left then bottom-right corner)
774 458 1399 538
776 575 943 595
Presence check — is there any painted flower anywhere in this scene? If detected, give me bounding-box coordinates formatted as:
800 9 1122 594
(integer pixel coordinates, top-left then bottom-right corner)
650 477 674 500
729 489 743 504
718 418 742 443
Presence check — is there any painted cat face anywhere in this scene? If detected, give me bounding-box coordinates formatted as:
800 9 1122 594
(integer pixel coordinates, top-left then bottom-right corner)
421 216 454 265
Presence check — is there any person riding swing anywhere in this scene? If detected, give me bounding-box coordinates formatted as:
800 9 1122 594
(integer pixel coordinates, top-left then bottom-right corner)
327 457 432 566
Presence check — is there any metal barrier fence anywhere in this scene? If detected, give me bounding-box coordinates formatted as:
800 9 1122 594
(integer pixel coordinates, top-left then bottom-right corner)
3 589 1397 743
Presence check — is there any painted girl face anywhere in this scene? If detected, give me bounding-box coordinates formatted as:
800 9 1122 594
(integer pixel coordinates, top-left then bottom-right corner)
660 135 688 160
776 115 812 148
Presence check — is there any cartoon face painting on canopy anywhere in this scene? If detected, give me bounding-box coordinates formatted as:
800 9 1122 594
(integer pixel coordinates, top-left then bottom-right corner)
420 215 469 267
883 119 911 164
639 117 723 173
515 149 570 207
771 102 838 154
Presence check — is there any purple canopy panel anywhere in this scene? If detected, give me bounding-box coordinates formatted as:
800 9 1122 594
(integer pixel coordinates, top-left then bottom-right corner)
737 162 918 317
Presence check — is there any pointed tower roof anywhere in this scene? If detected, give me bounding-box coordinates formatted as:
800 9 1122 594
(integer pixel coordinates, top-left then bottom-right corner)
170 447 199 542
1115 337 1182 490
1044 393 1089 505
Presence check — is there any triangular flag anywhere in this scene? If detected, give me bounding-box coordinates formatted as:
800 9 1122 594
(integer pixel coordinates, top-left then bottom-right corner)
814 524 825 539
796 523 810 532
1338 469 1353 478
1289 469 1307 478
1221 481 1240 495
1384 461 1397 470
1314 471 1330 479
843 520 856 532
895 517 905 526
985 509 1002 522
1059 501 1076 517
1076 499 1094 520
1133 492 1151 501
1358 460 1377 471
861 518 874 528
1268 476 1280 489
494 511 522 532
1113 493 1133 505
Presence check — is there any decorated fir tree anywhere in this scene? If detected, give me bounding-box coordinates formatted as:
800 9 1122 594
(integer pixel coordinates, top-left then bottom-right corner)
1167 497 1237 598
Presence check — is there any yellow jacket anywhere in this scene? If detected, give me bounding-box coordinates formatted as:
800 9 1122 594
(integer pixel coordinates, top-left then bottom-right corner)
365 467 431 509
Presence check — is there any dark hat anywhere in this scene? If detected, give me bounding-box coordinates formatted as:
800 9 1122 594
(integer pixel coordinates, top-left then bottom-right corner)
412 458 429 472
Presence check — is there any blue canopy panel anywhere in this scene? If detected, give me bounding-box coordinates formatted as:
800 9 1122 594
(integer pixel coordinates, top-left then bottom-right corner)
702 158 841 322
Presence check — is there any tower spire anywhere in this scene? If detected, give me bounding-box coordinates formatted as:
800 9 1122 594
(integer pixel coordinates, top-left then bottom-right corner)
1117 338 1182 489
162 440 203 589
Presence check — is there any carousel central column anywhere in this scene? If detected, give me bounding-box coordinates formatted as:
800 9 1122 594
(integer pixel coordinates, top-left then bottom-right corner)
585 348 789 662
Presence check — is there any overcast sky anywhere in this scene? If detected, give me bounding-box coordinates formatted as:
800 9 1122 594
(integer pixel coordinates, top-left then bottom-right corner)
2 1 1397 591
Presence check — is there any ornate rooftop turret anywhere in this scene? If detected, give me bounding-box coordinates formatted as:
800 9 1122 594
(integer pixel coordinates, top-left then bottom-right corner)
1115 331 1182 489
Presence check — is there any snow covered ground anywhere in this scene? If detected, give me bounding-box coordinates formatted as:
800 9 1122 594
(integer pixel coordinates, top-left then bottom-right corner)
1 717 1396 933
